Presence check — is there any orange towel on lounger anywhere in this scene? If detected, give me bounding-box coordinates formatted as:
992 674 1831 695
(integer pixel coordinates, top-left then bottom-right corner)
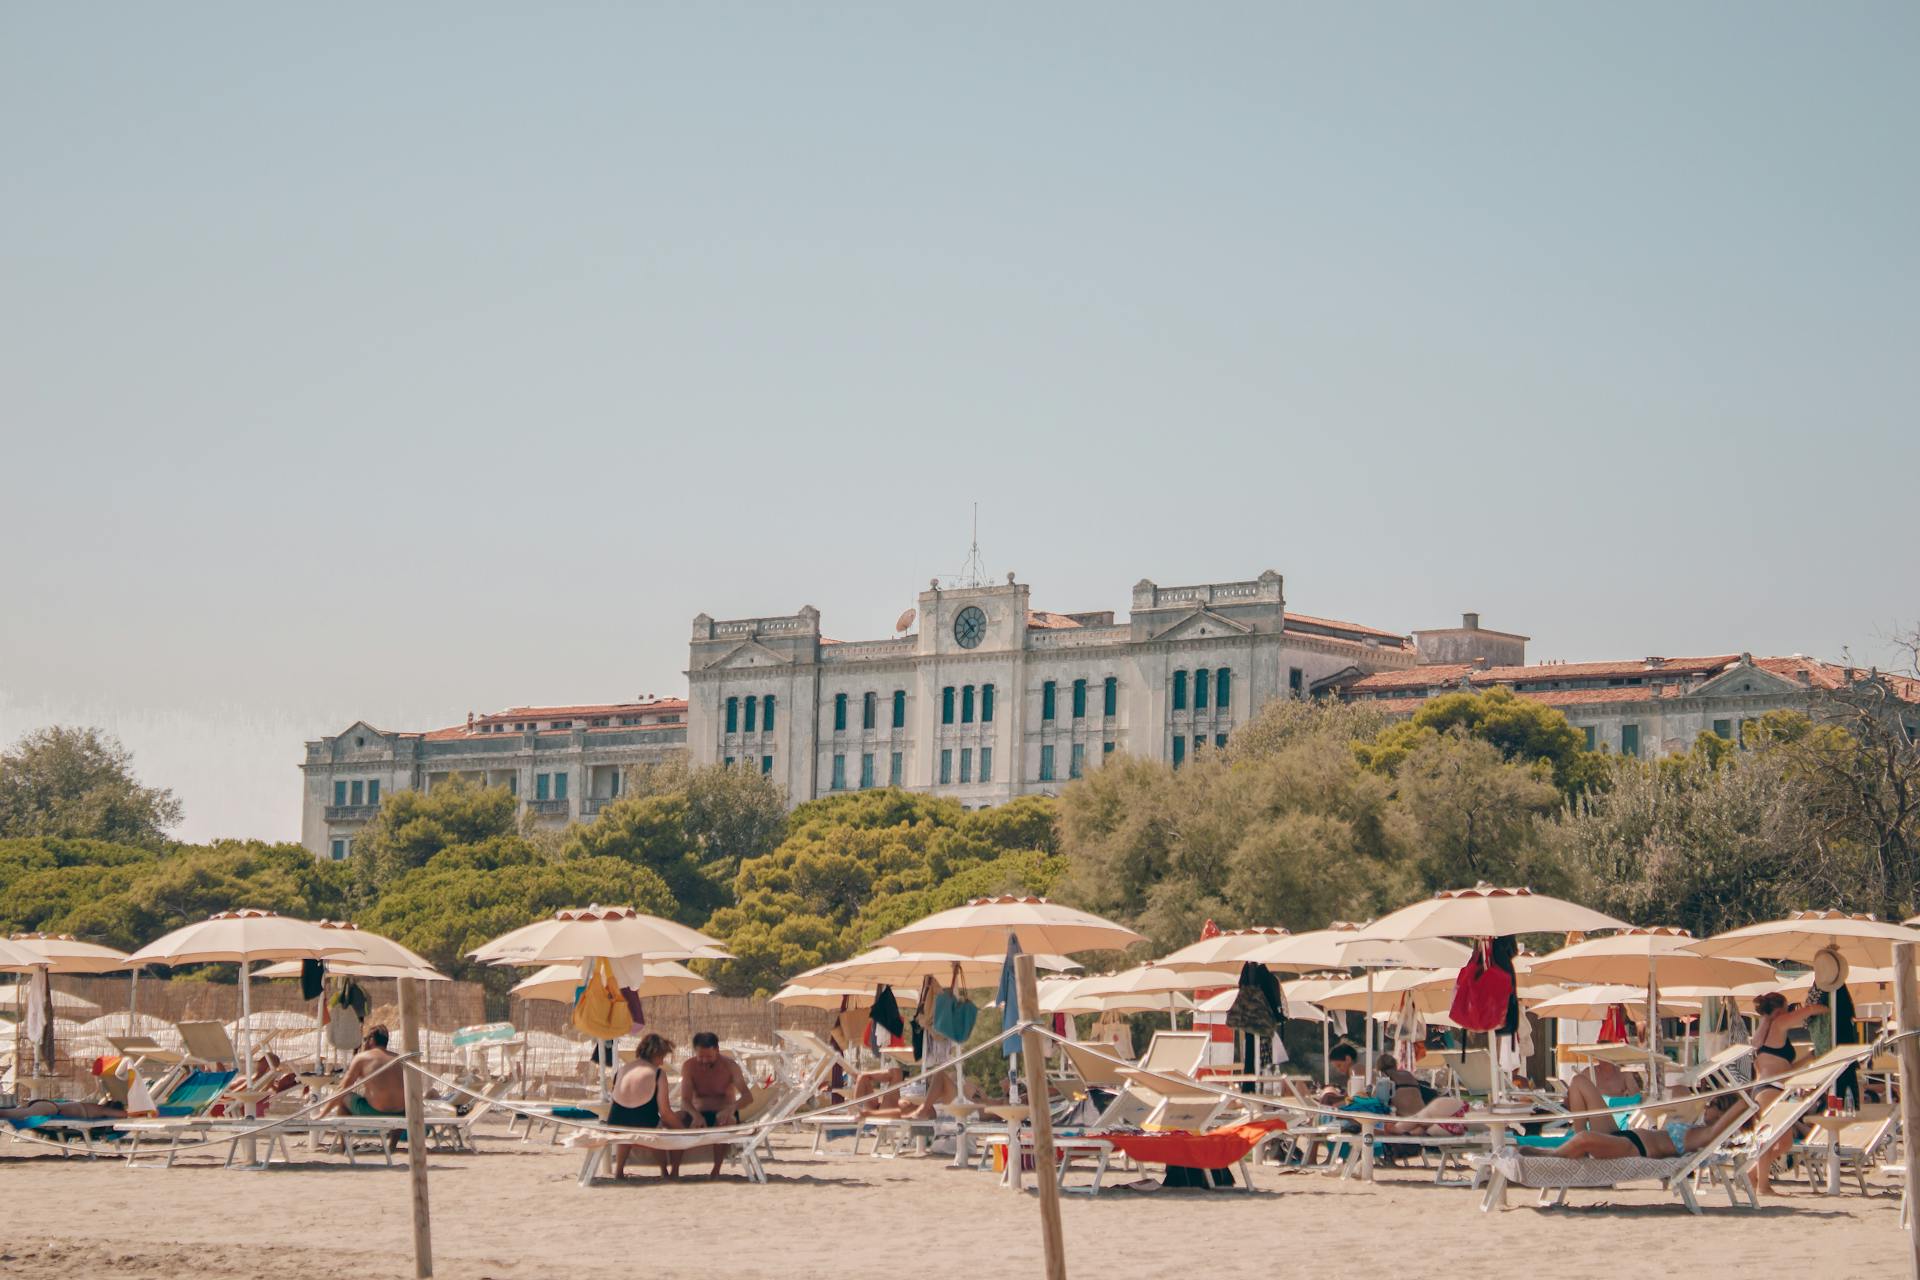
1098 1118 1289 1169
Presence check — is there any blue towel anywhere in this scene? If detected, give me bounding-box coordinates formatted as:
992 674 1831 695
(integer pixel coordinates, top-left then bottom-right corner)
996 934 1024 1059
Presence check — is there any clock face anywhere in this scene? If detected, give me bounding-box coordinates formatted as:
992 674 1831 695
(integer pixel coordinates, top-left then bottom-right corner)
953 605 987 649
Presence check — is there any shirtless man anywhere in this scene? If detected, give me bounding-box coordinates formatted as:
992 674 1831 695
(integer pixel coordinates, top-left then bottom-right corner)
678 1031 754 1177
319 1024 407 1118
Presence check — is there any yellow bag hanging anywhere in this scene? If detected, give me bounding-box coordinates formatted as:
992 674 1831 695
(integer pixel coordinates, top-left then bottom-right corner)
571 957 631 1041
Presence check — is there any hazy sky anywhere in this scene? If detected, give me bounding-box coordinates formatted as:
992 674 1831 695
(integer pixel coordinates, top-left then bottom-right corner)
3 3 1915 843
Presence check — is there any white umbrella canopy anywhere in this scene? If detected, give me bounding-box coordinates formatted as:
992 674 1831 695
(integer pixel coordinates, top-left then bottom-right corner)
1528 984 1702 1022
1245 924 1470 972
1710 968 1896 1012
1355 885 1631 943
512 960 712 1004
5 933 133 974
1316 968 1448 1013
1036 976 1101 1015
125 909 369 966
1195 985 1331 1023
794 946 1079 990
875 895 1145 957
1529 928 1778 988
469 904 729 966
226 1009 320 1037
256 959 451 983
0 936 52 971
1156 927 1292 972
1072 963 1239 999
1685 910 1920 969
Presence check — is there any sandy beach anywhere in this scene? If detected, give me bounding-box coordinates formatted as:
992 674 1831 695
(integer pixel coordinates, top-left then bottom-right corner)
0 1133 1908 1279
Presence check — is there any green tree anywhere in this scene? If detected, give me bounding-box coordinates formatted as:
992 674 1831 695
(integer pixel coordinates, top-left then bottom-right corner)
350 776 519 892
1390 733 1567 891
0 727 182 846
1356 686 1605 795
562 792 719 924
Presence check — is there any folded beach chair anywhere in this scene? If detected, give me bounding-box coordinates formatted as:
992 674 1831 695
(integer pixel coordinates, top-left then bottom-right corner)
1090 1031 1216 1131
1791 1108 1897 1195
1677 1044 1753 1093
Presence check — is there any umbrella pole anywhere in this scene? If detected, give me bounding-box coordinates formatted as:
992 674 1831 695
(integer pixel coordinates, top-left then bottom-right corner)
1647 956 1662 1102
1365 970 1376 1091
128 968 138 1037
1322 1019 1331 1088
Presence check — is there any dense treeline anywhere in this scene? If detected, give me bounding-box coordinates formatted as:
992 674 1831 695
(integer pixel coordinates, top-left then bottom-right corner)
4 673 1917 1001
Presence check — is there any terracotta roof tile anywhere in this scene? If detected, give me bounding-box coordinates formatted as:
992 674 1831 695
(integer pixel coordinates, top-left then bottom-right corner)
1026 611 1082 630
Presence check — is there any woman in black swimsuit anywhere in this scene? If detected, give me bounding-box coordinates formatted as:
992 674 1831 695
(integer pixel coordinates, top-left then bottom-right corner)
609 1033 683 1179
1750 991 1827 1196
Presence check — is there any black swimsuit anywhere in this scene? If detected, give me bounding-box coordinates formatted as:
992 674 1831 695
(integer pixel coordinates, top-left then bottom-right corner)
1757 1042 1796 1064
1620 1130 1649 1157
607 1070 662 1128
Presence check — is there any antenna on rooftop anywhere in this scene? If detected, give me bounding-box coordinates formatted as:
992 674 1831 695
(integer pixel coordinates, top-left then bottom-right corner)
955 502 988 588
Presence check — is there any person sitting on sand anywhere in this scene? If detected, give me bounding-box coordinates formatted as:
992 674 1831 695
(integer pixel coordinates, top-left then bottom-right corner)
609 1033 684 1179
1536 1092 1745 1161
679 1031 755 1177
318 1024 407 1119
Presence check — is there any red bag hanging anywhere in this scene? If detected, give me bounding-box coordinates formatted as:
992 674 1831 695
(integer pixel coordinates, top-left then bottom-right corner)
1449 940 1515 1032
1598 1004 1628 1044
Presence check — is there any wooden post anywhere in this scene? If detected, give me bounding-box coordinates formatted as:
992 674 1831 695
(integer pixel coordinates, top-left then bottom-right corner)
1892 942 1920 1280
399 978 434 1279
1015 954 1067 1280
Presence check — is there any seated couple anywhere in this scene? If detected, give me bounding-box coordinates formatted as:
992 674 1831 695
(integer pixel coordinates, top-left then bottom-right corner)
1538 1062 1744 1161
606 1031 755 1179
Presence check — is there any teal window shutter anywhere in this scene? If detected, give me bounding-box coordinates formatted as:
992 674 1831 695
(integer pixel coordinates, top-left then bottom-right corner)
763 696 776 731
761 755 772 775
1712 719 1732 739
1070 743 1085 778
350 780 363 806
1103 676 1117 716
744 696 757 733
1216 669 1230 708
1039 744 1055 781
1215 733 1227 749
1072 679 1087 718
962 685 975 723
889 751 903 785
863 692 876 730
832 754 846 789
1102 741 1114 756
1195 668 1210 710
725 697 739 733
892 690 906 728
1621 724 1640 757
367 779 380 805
333 780 347 806
979 747 992 782
960 747 972 783
942 687 955 724
860 753 875 788
1042 681 1056 721
940 749 953 784
833 693 847 732
536 773 550 800
981 684 995 722
1172 735 1186 767
1172 671 1187 711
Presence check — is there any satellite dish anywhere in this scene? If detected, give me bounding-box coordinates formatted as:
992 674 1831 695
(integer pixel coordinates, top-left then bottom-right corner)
895 608 917 635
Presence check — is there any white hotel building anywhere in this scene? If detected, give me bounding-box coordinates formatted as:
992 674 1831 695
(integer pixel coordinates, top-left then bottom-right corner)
685 570 1416 806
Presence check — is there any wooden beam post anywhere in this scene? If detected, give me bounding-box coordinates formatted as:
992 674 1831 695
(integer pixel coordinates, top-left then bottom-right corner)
1015 953 1067 1280
1893 942 1920 1280
399 977 434 1279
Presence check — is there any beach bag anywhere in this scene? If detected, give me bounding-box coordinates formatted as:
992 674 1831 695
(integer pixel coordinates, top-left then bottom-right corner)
1449 941 1513 1033
572 958 631 1042
932 991 979 1043
328 1002 363 1051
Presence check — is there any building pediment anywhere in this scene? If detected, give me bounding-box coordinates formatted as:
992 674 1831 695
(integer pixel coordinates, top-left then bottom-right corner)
701 639 794 671
1687 659 1802 700
1150 607 1253 643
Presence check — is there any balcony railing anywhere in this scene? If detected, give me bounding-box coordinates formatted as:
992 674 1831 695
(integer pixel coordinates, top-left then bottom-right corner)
323 805 380 823
582 795 623 816
524 798 571 817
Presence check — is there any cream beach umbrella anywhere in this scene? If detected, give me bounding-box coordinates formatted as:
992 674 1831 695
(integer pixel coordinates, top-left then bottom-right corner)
1036 976 1103 1015
1156 928 1292 972
1528 984 1702 1022
1315 969 1448 1014
470 904 729 966
1195 985 1330 1023
125 909 368 1073
794 947 1079 990
1242 924 1470 973
1071 962 1238 1028
875 896 1144 957
0 936 48 970
1685 910 1920 969
1353 885 1631 944
512 960 712 1005
1529 927 1775 1091
5 933 133 974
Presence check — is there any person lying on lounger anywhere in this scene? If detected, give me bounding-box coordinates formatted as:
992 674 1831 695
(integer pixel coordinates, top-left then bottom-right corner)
318 1024 407 1118
1536 1092 1744 1161
1560 1062 1644 1135
0 1098 126 1123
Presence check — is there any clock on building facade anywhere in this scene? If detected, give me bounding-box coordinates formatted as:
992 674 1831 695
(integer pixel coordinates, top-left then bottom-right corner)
953 605 987 649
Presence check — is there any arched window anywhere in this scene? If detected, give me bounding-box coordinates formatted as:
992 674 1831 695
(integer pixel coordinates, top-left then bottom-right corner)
833 693 848 732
